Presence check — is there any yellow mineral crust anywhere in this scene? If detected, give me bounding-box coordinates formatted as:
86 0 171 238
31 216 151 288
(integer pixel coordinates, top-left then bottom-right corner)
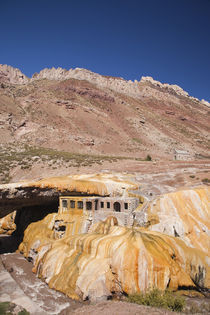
2 173 138 196
0 211 16 234
18 210 87 257
19 216 209 301
32 173 138 196
147 186 210 253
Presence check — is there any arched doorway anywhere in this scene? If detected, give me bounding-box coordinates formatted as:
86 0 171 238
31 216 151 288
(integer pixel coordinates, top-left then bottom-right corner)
114 202 121 212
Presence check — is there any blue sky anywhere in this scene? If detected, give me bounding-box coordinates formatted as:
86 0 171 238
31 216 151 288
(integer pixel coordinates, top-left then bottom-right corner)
0 0 210 101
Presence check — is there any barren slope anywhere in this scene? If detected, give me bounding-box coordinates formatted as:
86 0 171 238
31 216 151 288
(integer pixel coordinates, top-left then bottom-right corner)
0 65 209 183
0 65 209 157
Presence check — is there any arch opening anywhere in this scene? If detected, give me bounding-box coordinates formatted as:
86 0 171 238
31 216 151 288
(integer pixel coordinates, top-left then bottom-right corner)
114 202 121 212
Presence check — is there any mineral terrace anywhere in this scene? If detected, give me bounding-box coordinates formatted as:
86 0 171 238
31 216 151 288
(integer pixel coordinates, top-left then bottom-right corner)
0 173 209 311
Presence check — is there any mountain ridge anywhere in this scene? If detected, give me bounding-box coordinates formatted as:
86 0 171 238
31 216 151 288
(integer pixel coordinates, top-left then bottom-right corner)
0 64 209 106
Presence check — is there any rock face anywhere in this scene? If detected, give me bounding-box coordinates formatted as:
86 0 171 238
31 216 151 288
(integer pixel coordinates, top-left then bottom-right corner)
145 187 210 253
31 67 142 99
0 211 16 234
0 64 29 84
1 64 209 106
30 67 208 105
201 99 210 107
19 216 209 301
0 173 137 218
1 171 209 300
0 173 138 253
140 76 189 97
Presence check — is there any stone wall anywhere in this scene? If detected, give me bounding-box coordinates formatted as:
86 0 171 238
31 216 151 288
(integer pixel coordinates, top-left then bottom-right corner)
83 196 138 227
174 149 192 161
59 196 139 228
92 210 134 227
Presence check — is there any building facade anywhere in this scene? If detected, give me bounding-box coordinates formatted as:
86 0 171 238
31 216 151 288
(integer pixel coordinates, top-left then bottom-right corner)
174 149 192 161
59 195 139 227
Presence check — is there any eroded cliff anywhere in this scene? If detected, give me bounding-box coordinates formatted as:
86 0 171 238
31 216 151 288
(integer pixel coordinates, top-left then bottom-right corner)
0 211 16 234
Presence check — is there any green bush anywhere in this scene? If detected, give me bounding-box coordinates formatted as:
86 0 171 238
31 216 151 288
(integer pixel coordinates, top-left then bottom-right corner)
202 178 210 184
0 302 30 314
127 288 185 312
145 154 152 161
132 138 142 144
0 302 10 314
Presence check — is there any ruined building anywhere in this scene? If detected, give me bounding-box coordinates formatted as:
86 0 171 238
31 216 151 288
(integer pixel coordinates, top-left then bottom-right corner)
174 149 192 161
59 195 139 227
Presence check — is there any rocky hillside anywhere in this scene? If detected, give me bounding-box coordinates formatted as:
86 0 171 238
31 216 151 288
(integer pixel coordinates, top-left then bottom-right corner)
0 64 209 160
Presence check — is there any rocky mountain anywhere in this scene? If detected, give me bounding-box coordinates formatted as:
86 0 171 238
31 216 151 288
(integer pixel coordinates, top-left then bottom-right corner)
0 64 209 183
0 64 29 84
1 64 209 105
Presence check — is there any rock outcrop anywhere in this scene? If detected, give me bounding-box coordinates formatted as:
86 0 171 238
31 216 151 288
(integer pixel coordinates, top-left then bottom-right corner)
31 67 142 99
201 99 210 107
13 177 209 302
0 173 137 218
31 67 206 104
19 215 210 301
0 211 16 234
145 186 210 254
1 64 209 106
0 64 29 84
140 76 189 97
0 170 209 301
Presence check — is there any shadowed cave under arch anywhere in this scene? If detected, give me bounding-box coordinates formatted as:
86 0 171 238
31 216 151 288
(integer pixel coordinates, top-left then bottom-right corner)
0 185 104 254
0 201 59 254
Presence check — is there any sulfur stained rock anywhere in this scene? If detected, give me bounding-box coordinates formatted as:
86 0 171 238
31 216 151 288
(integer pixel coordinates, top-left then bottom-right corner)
19 216 209 301
0 173 137 218
12 181 209 301
31 173 137 195
146 186 210 253
0 211 16 234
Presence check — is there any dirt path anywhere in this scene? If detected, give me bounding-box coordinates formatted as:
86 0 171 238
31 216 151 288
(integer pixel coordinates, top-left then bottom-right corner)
0 256 43 314
0 252 83 314
69 301 177 315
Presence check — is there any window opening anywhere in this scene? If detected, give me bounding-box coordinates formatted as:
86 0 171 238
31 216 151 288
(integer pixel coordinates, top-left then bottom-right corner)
114 202 121 212
95 200 98 210
86 201 92 210
62 199 67 208
70 200 75 208
77 201 83 209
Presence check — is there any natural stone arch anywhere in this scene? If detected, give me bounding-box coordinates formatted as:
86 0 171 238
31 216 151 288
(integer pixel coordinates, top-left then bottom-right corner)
114 202 121 212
